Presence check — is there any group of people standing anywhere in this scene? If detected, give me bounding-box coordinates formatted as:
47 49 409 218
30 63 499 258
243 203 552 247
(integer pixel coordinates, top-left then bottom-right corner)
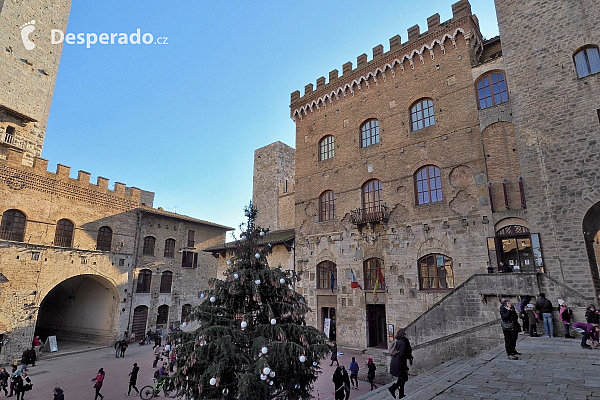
501 293 600 359
0 366 32 400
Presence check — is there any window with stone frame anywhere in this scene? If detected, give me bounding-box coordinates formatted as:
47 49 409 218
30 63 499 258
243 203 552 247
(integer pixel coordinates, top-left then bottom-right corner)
160 271 173 293
476 71 509 109
156 305 169 326
136 269 152 293
96 226 112 251
0 209 26 242
4 126 15 144
410 98 435 131
319 135 335 161
363 258 383 291
319 190 336 221
182 251 198 268
181 303 192 321
187 230 195 247
164 238 176 258
316 261 337 289
418 254 454 290
415 165 443 205
574 46 600 78
360 119 380 148
143 236 156 255
54 219 74 247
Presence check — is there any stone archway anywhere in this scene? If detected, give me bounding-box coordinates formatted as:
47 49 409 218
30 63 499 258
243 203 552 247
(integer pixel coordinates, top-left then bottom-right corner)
583 201 600 295
35 274 119 344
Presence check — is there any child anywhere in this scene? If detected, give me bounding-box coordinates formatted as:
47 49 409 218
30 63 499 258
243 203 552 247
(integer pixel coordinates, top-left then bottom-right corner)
525 304 539 337
558 299 574 338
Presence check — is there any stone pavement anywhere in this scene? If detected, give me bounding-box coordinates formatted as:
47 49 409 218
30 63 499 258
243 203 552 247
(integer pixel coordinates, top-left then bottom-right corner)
356 336 600 400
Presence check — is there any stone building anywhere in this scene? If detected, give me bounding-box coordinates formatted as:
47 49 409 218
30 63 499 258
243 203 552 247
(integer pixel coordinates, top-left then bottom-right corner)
0 1 232 364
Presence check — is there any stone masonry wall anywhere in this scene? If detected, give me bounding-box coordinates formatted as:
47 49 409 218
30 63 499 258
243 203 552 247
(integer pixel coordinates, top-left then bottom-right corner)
494 0 600 296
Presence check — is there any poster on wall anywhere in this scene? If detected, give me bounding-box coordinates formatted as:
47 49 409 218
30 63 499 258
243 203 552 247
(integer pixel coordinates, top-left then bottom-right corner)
388 324 394 342
323 318 331 339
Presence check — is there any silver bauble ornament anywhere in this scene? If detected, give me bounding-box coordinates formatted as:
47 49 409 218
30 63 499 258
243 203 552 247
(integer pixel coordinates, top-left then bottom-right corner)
299 355 306 363
210 378 216 386
210 296 216 303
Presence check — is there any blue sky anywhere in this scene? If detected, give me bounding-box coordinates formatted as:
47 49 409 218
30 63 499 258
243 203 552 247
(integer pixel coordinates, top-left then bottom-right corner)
44 0 499 237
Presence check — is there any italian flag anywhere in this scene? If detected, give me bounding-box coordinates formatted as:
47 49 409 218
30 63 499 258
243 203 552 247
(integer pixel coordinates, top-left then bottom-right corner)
350 269 362 289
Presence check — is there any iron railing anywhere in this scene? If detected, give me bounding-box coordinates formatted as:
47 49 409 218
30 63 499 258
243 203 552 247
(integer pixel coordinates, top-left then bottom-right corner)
0 229 24 242
350 204 389 225
53 236 73 248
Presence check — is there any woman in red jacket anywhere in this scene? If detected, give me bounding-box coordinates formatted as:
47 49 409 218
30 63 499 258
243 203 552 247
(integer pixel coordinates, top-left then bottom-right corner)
91 368 105 400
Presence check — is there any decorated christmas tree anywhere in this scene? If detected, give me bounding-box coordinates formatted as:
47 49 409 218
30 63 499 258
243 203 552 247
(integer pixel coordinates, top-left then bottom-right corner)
170 204 331 399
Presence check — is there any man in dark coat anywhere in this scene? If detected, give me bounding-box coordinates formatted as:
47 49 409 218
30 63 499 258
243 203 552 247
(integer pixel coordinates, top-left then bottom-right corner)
388 328 413 399
21 347 36 367
536 293 554 337
128 363 140 396
341 366 350 400
500 299 521 359
332 366 344 400
53 386 65 400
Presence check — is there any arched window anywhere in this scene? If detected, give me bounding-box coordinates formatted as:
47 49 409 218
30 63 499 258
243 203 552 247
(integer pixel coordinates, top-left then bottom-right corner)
160 271 173 293
143 236 156 255
181 303 192 321
54 219 74 247
418 254 454 290
410 99 435 131
319 135 335 161
0 209 26 242
476 71 509 109
363 258 384 291
360 119 380 148
136 269 152 293
319 191 336 221
157 305 169 326
574 46 600 78
164 238 176 258
96 226 112 251
317 261 337 289
362 179 383 213
415 166 443 205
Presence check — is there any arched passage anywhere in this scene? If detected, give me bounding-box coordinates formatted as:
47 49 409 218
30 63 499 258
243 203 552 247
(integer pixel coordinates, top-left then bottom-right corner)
583 201 600 295
35 274 119 344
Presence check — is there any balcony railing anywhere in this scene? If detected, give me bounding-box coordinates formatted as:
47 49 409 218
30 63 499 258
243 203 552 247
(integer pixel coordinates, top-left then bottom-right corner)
0 134 24 150
53 236 73 248
350 204 389 225
0 229 24 242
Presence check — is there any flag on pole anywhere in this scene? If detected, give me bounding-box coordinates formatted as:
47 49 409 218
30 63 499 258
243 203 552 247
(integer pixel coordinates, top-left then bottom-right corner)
330 271 335 293
373 265 385 294
350 269 362 289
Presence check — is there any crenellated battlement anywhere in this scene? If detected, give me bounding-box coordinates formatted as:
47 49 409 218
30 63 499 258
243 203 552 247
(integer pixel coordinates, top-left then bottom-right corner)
0 148 152 208
290 0 481 121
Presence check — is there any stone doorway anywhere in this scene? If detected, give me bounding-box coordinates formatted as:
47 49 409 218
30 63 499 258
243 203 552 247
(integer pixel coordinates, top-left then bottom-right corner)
35 274 119 345
488 222 544 273
583 201 600 295
366 304 386 348
132 305 149 340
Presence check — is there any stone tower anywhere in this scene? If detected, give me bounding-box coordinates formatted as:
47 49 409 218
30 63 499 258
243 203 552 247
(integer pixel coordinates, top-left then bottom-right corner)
0 0 72 165
494 0 600 296
252 141 295 230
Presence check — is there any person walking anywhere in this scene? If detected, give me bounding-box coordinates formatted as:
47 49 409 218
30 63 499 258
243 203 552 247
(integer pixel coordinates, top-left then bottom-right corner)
53 387 64 400
329 341 339 367
366 358 377 390
0 367 9 396
332 366 344 400
558 299 574 338
500 299 521 359
128 363 140 396
349 357 359 389
152 345 162 368
9 365 19 397
388 329 413 399
120 340 128 358
14 371 31 400
115 339 122 358
341 366 350 400
535 293 554 337
91 368 105 400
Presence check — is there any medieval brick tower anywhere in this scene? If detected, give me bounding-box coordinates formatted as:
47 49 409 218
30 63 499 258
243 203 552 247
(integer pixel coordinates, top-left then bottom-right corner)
0 0 72 165
494 0 600 297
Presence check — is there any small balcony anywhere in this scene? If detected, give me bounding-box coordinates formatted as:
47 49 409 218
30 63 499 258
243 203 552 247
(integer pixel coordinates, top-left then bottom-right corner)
350 204 389 225
0 229 24 242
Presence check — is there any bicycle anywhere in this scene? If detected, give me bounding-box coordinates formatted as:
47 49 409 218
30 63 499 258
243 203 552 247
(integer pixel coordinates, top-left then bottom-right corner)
140 378 177 399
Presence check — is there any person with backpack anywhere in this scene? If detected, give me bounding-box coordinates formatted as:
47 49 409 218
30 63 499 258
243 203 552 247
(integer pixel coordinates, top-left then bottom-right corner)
535 293 554 337
348 357 359 389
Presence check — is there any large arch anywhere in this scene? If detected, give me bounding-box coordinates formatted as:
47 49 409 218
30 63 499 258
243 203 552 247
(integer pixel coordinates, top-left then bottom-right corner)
583 201 600 295
35 274 119 344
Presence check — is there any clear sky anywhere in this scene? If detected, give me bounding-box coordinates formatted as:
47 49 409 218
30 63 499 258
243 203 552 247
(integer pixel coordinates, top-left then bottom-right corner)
44 0 499 238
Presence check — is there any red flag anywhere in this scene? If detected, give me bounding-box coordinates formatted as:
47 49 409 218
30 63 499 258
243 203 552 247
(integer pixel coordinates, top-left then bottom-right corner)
350 269 362 289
